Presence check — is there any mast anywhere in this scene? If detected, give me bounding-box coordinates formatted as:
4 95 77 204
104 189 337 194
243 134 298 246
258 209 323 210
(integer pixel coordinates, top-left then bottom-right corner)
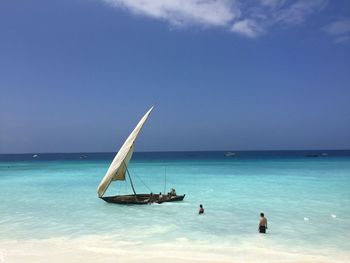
163 167 167 194
124 162 137 197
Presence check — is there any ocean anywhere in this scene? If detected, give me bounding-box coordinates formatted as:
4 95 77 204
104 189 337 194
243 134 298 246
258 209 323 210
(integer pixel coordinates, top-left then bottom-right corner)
0 151 349 262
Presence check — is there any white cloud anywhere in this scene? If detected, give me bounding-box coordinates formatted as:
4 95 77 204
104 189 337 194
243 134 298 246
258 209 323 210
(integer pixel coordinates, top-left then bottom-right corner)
231 19 262 38
102 0 328 38
323 19 350 43
104 0 240 27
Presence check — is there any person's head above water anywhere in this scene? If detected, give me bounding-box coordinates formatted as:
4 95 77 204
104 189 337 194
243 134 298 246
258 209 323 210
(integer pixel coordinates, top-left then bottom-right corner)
260 212 264 217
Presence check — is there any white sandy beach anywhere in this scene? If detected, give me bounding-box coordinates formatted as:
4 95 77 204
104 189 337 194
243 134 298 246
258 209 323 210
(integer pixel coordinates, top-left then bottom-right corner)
1 235 349 263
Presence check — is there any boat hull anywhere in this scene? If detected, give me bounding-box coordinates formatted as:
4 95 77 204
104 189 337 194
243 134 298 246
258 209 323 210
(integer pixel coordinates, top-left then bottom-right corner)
101 194 185 205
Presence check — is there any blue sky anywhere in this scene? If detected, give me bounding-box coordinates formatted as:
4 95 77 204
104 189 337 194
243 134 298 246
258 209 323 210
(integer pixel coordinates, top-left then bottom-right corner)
0 0 349 153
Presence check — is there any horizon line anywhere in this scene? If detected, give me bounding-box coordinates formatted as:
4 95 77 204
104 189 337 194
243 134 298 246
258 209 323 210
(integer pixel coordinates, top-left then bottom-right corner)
1 149 350 155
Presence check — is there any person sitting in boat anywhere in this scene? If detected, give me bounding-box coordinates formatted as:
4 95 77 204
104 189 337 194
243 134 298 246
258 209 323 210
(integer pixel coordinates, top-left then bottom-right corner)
258 212 268 233
159 192 163 201
170 188 176 196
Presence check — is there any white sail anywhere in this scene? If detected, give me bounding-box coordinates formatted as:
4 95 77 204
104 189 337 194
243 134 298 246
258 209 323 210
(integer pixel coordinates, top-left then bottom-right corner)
97 106 154 197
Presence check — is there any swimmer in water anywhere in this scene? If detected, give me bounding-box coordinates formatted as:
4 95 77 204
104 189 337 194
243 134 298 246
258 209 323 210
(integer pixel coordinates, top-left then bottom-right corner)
199 204 204 214
258 212 267 233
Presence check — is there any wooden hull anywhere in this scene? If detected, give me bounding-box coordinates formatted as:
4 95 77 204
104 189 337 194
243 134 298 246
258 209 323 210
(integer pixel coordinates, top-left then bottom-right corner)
101 194 185 205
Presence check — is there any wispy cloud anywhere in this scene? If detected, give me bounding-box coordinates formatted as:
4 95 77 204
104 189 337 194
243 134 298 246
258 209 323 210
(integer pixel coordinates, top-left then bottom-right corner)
273 0 326 25
104 0 240 27
231 19 263 38
102 0 328 38
323 19 350 43
260 0 281 7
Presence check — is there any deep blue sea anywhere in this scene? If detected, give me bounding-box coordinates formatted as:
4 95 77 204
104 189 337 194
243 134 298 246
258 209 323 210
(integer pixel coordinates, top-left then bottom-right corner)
1 151 350 262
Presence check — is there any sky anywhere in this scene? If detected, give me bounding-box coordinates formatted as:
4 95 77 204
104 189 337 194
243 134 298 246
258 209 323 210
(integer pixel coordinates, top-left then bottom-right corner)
0 0 349 153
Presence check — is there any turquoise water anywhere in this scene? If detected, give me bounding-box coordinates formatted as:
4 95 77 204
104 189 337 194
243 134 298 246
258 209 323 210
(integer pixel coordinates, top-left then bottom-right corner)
1 151 350 261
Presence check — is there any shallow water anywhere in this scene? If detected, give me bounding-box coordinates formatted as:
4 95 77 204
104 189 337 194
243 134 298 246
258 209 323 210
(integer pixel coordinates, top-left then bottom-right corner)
1 151 350 262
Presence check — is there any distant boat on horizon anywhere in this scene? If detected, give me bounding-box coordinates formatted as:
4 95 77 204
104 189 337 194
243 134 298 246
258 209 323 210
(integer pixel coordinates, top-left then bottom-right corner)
97 106 185 205
225 152 236 157
305 152 329 157
305 154 320 157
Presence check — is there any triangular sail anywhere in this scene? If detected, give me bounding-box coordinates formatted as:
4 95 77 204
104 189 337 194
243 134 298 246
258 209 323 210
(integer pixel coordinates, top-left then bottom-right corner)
97 106 154 197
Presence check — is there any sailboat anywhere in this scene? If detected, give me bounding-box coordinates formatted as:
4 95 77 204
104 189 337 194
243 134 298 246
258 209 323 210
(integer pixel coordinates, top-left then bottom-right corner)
97 106 185 204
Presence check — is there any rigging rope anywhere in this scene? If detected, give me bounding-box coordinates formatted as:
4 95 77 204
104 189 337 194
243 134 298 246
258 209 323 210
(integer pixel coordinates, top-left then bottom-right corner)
130 168 153 193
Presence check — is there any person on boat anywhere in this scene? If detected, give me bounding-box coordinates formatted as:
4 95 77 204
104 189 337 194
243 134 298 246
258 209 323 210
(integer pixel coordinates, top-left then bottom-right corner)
159 192 163 201
199 204 204 214
258 212 268 233
170 188 176 196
